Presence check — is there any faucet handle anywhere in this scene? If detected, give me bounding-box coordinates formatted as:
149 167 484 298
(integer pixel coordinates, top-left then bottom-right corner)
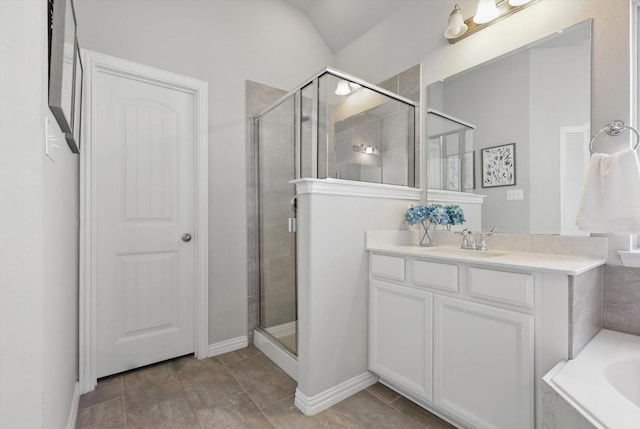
478 228 497 251
456 228 468 248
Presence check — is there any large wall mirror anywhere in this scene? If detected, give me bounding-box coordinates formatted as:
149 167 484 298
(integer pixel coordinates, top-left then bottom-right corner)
426 19 592 235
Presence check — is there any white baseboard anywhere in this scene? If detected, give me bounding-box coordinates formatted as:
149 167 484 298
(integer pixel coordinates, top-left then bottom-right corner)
207 335 248 357
254 329 298 381
66 382 81 429
294 371 378 416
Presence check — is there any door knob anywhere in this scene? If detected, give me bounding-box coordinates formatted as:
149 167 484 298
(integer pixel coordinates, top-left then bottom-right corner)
182 233 192 242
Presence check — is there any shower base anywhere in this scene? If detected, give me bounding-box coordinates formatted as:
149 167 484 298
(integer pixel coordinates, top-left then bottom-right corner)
263 321 297 355
254 327 298 381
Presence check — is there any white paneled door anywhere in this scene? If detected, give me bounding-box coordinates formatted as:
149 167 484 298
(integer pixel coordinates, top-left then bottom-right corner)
95 64 196 378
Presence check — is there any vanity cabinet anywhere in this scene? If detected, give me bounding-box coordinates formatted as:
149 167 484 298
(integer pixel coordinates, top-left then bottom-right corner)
369 252 538 429
370 278 433 402
433 295 533 429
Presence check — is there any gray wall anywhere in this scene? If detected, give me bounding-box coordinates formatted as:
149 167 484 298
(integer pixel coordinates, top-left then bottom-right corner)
440 53 531 233
529 43 590 234
0 1 79 427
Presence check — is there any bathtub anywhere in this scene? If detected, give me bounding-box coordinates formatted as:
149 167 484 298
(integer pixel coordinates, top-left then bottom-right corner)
544 329 640 429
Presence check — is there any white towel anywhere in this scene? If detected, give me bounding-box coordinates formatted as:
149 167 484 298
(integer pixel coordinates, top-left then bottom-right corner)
576 148 640 232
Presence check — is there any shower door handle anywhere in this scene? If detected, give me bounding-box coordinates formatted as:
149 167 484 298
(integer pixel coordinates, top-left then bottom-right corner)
288 218 297 233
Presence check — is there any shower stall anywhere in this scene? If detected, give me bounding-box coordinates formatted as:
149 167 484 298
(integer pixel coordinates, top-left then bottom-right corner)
251 68 417 375
425 109 475 193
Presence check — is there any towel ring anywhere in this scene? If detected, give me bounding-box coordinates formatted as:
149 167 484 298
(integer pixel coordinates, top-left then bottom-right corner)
589 120 640 154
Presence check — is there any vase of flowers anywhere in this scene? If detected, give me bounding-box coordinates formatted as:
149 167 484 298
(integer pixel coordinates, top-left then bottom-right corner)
404 203 466 246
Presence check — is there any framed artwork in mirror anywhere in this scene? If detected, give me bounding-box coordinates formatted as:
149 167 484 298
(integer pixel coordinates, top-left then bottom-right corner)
49 0 78 148
482 143 516 188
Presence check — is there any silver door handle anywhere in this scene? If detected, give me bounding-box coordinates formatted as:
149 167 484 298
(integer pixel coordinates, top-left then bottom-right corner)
182 233 192 242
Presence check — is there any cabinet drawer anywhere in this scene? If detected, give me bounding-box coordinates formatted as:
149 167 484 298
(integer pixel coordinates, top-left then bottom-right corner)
371 254 405 281
412 259 458 292
468 268 534 309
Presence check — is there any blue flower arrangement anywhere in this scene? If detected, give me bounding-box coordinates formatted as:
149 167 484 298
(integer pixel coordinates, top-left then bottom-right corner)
445 204 466 226
404 203 466 245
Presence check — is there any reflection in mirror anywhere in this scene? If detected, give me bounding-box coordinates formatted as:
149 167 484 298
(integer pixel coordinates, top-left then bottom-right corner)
426 109 475 192
300 72 416 186
426 19 592 235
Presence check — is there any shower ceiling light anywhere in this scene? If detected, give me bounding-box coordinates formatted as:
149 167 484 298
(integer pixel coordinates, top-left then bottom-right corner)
335 80 351 95
445 0 540 44
335 80 362 96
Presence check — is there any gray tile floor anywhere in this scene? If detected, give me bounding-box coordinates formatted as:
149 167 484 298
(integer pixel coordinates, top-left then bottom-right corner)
76 345 455 429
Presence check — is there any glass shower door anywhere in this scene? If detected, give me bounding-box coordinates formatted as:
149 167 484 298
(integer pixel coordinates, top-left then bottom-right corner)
256 95 298 356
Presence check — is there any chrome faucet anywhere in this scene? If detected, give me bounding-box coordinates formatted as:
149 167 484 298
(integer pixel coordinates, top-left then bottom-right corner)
457 229 477 250
457 228 498 251
456 229 468 249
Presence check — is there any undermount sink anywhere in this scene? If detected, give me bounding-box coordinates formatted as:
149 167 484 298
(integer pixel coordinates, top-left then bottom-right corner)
420 247 506 258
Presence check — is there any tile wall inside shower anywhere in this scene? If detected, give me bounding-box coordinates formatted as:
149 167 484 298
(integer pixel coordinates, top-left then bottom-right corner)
246 80 287 339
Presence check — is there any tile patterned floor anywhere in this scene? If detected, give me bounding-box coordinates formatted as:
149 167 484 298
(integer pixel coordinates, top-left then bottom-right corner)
76 345 455 429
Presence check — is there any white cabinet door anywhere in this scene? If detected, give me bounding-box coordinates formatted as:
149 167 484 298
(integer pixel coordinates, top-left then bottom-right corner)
370 279 433 401
433 295 534 429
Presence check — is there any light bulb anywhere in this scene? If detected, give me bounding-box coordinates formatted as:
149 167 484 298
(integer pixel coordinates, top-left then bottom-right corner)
335 80 351 95
444 5 468 39
473 0 499 24
364 146 374 155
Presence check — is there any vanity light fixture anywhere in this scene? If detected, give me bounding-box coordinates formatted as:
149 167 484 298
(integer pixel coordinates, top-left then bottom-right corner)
335 79 362 96
444 5 468 39
473 0 500 24
352 144 379 155
444 0 540 43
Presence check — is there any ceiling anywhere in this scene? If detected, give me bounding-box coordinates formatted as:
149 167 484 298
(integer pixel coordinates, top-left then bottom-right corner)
282 0 410 53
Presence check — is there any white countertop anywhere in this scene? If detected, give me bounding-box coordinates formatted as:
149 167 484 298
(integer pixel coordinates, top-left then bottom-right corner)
367 244 606 275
